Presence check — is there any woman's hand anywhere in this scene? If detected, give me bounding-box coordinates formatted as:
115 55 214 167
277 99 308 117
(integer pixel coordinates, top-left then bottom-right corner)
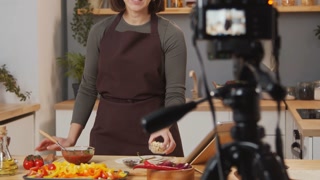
35 137 74 151
148 127 176 155
36 123 83 151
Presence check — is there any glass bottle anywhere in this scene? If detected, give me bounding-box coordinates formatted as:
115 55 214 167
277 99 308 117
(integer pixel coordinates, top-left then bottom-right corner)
0 126 17 176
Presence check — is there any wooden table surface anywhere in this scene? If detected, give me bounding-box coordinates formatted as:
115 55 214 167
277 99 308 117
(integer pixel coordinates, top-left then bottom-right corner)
2 155 320 180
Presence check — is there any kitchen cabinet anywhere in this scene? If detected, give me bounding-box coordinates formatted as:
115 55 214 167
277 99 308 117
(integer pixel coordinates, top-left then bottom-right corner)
178 111 231 156
178 108 287 158
54 103 231 157
55 110 96 155
259 110 287 155
6 114 35 155
0 103 40 155
78 5 320 15
287 110 320 160
285 100 320 160
54 100 288 157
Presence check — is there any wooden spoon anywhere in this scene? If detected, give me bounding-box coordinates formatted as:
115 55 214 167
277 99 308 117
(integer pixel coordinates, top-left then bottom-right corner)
39 130 66 151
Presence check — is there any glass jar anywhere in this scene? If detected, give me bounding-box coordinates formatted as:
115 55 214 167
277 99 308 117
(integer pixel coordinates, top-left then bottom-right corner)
301 0 315 5
314 81 320 100
296 82 314 100
286 86 296 100
282 0 295 6
171 0 183 7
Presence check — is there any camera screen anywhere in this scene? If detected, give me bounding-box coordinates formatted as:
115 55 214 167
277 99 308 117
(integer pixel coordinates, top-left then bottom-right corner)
206 8 246 37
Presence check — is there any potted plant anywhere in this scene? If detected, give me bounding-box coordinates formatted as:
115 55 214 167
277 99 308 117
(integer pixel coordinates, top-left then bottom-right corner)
0 64 31 101
58 0 94 98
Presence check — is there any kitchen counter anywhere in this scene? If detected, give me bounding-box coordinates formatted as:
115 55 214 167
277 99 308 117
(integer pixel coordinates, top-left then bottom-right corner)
286 100 320 137
54 99 286 111
0 103 40 122
3 155 320 180
55 100 320 137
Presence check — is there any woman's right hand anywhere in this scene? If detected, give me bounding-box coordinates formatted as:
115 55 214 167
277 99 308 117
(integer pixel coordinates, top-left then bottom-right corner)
36 123 83 151
35 137 74 151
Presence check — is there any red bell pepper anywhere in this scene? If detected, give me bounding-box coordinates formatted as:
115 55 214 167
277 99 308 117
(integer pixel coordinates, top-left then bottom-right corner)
133 160 180 170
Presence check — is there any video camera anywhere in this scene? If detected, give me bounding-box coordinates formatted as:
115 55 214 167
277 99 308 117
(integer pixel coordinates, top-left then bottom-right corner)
193 0 277 40
191 0 279 59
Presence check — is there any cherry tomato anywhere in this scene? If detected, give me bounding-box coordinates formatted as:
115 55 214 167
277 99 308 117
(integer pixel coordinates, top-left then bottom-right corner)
35 160 44 167
23 154 44 170
34 155 44 167
47 163 56 170
23 155 35 170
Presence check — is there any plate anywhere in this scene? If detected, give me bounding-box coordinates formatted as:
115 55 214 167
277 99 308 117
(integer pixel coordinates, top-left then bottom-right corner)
23 171 129 180
115 155 163 164
23 176 92 180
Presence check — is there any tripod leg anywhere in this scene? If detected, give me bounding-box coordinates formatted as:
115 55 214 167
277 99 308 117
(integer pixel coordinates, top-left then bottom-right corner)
201 155 232 180
252 151 290 180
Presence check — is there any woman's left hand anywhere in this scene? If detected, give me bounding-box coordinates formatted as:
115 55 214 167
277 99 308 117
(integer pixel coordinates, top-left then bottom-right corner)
149 127 176 155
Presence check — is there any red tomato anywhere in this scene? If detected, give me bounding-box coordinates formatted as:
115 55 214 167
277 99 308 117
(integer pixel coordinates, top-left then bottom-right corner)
34 159 44 167
34 155 44 167
47 163 56 170
23 155 35 170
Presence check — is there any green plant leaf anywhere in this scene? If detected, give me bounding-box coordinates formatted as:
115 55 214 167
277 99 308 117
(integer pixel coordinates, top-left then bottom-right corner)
71 0 94 47
57 52 85 83
0 64 31 101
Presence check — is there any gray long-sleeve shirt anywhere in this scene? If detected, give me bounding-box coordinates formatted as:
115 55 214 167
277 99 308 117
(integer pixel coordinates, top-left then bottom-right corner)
72 14 187 127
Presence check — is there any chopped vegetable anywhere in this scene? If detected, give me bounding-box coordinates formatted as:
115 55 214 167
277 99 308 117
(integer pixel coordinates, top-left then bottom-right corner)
26 161 128 179
133 160 192 171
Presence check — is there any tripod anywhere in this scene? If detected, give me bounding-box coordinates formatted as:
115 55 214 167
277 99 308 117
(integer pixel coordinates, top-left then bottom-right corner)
201 40 290 180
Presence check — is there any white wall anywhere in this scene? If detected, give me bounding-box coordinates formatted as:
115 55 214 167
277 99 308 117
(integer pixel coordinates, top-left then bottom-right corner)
0 0 64 154
0 0 38 103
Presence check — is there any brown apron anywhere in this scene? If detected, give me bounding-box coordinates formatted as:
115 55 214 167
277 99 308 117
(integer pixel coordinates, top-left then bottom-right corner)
90 12 184 156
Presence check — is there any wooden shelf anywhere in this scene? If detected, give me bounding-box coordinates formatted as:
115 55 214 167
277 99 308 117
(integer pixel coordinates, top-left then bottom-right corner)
79 5 320 15
78 7 192 15
277 5 320 12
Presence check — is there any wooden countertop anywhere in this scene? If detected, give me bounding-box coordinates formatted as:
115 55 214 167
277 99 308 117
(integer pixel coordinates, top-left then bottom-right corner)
286 100 320 137
3 155 320 180
0 103 40 122
54 99 286 111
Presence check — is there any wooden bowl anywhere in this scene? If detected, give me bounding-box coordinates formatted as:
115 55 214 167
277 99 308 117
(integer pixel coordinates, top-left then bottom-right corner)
147 168 195 180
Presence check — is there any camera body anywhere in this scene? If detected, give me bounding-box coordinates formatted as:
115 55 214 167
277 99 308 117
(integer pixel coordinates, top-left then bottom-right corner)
193 0 277 40
191 0 279 60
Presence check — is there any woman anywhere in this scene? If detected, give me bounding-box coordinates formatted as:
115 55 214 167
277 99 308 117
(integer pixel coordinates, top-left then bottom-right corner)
36 0 187 156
